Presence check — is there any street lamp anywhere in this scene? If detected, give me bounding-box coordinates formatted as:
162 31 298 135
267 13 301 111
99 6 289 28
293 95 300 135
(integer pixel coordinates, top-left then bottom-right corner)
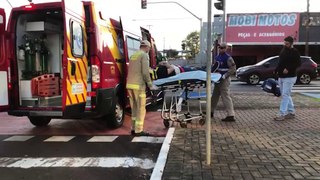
147 1 202 53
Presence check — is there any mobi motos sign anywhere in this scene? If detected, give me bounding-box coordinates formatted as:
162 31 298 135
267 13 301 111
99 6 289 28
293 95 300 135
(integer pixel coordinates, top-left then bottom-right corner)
226 13 300 43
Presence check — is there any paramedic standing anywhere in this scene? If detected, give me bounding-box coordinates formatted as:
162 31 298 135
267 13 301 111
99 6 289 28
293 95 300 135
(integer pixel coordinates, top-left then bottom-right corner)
211 43 236 121
126 40 153 136
274 36 301 121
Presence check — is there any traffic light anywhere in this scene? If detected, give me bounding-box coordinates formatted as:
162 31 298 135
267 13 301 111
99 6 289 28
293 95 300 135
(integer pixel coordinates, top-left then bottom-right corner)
141 0 147 9
214 0 224 10
181 43 186 50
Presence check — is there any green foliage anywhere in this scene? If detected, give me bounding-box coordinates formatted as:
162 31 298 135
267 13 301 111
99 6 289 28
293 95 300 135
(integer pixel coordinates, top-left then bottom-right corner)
182 31 200 59
165 49 179 58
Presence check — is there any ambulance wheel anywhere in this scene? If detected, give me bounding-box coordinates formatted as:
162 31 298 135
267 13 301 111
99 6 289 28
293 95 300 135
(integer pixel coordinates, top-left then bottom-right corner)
107 96 125 128
180 122 187 128
199 119 206 126
163 119 170 128
28 116 51 127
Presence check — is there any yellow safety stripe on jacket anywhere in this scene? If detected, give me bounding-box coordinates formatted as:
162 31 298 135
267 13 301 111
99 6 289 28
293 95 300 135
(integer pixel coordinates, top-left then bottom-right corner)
139 93 146 98
127 83 140 90
130 51 143 61
154 67 158 79
149 68 158 80
147 81 153 88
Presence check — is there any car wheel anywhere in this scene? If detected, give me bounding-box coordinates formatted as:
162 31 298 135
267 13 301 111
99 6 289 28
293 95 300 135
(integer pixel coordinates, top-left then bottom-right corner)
298 73 311 84
247 73 260 85
28 116 51 127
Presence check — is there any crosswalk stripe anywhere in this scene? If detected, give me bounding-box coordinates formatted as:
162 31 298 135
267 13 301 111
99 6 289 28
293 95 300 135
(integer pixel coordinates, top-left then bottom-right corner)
0 157 155 169
132 137 165 143
1 135 167 143
44 136 75 142
87 136 118 142
3 136 34 142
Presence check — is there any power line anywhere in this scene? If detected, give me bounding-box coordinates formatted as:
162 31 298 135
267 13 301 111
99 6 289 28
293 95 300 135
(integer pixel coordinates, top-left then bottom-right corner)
132 17 194 21
6 0 13 8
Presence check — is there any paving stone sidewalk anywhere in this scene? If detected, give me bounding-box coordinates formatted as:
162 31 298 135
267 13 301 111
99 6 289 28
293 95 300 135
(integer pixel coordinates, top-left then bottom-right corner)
162 92 320 180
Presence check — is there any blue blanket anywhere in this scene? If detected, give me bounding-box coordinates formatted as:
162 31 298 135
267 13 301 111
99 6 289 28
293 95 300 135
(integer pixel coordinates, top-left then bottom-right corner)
153 71 221 86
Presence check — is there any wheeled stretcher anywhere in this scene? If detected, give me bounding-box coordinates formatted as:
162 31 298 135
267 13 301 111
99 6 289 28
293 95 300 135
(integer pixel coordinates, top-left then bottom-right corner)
153 71 221 128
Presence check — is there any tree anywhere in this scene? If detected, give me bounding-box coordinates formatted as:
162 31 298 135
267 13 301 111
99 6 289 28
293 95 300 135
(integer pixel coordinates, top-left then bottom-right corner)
165 49 179 59
182 31 200 59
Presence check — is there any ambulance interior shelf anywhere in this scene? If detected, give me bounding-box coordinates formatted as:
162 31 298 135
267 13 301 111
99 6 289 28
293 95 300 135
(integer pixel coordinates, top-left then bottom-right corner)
16 13 64 107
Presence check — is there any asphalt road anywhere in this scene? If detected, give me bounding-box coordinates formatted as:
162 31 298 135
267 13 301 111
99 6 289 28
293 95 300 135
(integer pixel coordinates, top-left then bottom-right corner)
231 79 320 93
0 135 163 180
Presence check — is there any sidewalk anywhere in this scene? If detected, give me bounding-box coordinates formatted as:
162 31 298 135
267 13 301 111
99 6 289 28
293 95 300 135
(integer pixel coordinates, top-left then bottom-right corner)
159 92 320 179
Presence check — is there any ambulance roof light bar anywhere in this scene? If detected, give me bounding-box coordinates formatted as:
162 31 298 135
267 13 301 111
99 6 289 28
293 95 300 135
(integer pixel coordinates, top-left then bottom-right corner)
25 0 34 9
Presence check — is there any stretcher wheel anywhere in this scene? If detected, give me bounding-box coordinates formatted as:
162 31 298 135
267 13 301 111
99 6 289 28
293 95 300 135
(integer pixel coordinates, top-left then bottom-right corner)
180 122 187 128
163 119 171 128
199 119 206 126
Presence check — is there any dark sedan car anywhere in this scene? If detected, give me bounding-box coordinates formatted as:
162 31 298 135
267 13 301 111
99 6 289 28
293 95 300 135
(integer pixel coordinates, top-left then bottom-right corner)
236 56 318 85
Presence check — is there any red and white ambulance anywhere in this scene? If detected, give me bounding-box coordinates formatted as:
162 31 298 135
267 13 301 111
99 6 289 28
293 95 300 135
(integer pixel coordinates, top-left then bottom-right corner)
0 1 160 127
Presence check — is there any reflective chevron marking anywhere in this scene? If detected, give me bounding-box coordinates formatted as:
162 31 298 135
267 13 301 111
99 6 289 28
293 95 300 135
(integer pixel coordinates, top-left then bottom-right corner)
0 157 155 169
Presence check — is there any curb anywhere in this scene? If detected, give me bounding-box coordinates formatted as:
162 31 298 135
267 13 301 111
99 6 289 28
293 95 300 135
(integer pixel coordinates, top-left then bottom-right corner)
150 127 175 180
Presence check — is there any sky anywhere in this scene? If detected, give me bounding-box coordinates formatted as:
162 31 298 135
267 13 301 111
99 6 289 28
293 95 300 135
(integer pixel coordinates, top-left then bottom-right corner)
2 0 320 51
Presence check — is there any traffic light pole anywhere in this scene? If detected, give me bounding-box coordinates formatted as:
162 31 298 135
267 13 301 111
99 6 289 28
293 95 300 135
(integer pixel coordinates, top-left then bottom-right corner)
222 1 226 42
147 1 202 52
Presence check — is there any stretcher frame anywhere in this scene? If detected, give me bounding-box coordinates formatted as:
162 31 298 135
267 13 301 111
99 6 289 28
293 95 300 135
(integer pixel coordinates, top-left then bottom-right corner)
159 80 207 128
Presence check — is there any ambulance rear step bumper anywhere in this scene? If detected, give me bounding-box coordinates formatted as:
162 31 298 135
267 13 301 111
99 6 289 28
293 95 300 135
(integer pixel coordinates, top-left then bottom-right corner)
8 110 63 118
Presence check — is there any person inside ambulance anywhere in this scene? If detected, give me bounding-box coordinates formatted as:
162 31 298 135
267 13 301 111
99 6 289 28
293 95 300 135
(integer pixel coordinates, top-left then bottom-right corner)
126 40 156 136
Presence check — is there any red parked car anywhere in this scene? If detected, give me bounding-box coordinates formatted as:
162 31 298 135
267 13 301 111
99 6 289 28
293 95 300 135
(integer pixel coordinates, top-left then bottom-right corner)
236 56 318 85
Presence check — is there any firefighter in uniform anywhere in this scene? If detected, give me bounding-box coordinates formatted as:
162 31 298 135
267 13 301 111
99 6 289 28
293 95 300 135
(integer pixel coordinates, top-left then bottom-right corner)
211 43 237 121
126 40 153 136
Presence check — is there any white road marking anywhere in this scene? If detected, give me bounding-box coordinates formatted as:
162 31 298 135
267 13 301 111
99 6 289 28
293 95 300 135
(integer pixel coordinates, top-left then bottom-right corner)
150 127 175 180
0 157 155 169
132 137 165 143
3 136 34 142
87 136 118 142
44 136 75 142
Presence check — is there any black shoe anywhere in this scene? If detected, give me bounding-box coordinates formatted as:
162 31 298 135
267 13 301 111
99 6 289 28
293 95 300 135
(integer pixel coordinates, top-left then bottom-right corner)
130 130 135 135
134 131 150 136
221 116 235 122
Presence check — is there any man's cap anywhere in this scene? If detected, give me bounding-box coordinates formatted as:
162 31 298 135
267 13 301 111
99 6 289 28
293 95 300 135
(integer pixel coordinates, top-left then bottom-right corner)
140 40 151 47
284 36 294 43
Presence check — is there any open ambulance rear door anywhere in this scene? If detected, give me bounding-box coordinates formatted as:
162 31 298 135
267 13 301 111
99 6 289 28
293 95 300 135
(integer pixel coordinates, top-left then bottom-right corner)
0 8 9 112
61 0 88 118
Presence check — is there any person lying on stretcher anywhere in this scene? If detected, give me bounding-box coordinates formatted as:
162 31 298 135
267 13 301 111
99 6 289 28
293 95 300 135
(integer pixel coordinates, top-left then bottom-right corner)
150 60 219 80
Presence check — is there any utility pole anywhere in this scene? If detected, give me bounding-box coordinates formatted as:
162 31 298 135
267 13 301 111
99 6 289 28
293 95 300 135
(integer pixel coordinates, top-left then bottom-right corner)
305 0 310 56
222 0 226 42
205 0 212 165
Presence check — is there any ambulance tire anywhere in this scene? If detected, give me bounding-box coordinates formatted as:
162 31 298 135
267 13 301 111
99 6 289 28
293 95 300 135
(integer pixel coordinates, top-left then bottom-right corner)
107 96 125 128
28 116 51 127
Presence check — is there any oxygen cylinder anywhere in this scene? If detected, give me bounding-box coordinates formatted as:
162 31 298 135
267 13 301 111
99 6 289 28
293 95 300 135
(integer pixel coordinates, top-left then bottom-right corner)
35 51 41 72
24 46 32 72
18 47 25 60
41 52 48 73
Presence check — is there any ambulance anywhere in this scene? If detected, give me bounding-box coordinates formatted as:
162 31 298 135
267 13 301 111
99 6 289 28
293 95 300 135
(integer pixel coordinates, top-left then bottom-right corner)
0 1 160 127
